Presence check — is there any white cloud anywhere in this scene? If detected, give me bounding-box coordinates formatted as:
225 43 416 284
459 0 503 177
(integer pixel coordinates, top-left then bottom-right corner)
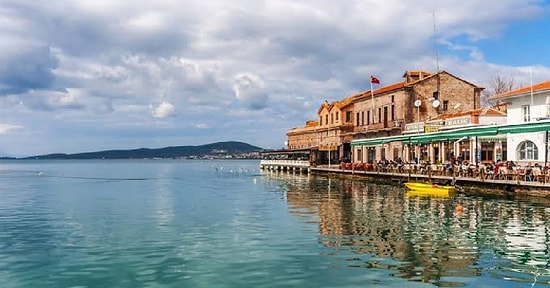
0 0 549 155
151 101 175 118
233 73 267 109
0 123 22 134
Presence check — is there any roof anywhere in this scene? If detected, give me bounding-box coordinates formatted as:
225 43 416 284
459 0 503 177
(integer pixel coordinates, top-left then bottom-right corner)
493 80 550 99
352 81 406 103
405 70 484 89
430 106 506 120
319 70 484 113
317 101 332 114
304 121 319 127
352 70 483 103
403 70 432 77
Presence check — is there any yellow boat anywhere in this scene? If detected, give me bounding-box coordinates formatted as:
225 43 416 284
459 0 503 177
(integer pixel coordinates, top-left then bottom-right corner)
404 182 456 197
406 189 456 198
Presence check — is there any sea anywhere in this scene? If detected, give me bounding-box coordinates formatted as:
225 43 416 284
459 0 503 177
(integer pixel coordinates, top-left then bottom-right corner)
0 159 548 287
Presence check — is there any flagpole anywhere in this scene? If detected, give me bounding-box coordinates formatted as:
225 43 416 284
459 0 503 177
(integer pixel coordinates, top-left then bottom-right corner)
530 67 534 121
370 81 375 124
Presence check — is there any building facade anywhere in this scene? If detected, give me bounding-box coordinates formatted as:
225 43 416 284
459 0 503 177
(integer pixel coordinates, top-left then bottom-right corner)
286 70 485 165
351 70 484 163
492 80 550 165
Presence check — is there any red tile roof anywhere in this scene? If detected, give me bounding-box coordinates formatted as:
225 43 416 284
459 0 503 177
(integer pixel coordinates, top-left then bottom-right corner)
493 80 550 99
430 107 506 120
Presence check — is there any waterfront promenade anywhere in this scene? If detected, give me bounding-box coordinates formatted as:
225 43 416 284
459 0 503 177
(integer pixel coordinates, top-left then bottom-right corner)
309 164 550 198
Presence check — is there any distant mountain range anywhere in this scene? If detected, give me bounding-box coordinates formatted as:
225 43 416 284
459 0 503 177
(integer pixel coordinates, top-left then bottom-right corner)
21 141 264 160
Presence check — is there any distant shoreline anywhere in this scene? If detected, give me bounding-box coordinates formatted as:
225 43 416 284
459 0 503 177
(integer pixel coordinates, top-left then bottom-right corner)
0 141 264 160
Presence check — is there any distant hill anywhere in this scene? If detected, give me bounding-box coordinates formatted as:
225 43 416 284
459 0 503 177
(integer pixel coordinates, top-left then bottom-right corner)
24 141 264 160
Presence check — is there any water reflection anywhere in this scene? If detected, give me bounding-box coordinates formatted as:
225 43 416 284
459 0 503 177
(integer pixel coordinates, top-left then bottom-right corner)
263 170 550 286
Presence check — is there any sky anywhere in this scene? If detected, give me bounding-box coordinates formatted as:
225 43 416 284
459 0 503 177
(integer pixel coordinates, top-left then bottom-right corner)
1 0 550 157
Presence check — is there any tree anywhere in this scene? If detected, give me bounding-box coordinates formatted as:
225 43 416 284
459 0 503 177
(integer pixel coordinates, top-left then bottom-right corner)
481 75 515 108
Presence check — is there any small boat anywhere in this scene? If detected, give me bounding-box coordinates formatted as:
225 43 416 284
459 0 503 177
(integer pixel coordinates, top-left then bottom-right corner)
406 189 456 198
404 182 456 196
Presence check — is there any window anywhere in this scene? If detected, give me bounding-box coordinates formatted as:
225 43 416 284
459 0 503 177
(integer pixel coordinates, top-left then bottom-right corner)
356 112 360 126
335 112 339 122
391 95 395 103
480 143 494 162
325 115 328 125
367 111 370 125
391 104 395 121
443 100 449 111
331 113 334 124
346 111 352 122
517 140 538 160
361 111 364 125
433 91 439 100
522 105 530 122
367 148 375 163
378 107 382 123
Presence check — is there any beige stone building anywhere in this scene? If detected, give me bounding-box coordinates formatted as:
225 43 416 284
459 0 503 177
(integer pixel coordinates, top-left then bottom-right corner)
352 70 483 163
286 96 355 166
286 70 484 165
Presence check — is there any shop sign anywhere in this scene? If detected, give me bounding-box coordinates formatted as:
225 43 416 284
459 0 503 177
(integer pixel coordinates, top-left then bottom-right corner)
444 116 471 127
319 144 337 151
424 125 440 133
405 122 424 132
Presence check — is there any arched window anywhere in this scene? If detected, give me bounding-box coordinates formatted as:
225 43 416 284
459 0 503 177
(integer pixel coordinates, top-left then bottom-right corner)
517 140 538 160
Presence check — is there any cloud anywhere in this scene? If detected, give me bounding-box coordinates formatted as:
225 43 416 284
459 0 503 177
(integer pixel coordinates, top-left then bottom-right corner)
0 0 549 155
0 123 22 134
0 45 58 94
151 101 175 118
233 73 268 109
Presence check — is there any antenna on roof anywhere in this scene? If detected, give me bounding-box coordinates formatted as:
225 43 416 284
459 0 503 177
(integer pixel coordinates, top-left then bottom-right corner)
530 67 534 121
433 10 439 74
433 10 441 110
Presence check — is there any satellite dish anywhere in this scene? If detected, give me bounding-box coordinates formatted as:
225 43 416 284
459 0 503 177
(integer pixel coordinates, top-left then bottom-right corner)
414 100 422 107
432 99 440 108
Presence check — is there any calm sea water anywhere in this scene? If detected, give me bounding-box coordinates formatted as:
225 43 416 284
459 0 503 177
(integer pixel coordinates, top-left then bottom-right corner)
0 159 548 287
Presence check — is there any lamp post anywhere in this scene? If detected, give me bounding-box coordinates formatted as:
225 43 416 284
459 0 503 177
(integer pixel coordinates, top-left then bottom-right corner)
414 99 422 163
414 99 421 134
328 124 331 168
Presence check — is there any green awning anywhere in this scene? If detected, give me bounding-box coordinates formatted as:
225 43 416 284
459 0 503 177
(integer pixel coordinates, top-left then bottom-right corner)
351 121 550 147
497 121 550 134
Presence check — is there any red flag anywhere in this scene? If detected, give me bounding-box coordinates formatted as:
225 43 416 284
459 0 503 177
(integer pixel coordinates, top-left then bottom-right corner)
370 76 380 85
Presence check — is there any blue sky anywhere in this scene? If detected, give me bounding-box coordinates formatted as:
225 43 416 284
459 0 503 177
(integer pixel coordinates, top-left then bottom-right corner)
1 0 550 157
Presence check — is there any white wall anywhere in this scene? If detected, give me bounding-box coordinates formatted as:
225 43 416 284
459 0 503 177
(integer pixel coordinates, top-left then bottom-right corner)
507 132 546 165
479 115 506 126
504 91 550 164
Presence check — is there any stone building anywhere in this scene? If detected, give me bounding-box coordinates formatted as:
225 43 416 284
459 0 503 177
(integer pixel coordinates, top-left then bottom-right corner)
286 95 355 166
351 70 483 163
286 70 484 165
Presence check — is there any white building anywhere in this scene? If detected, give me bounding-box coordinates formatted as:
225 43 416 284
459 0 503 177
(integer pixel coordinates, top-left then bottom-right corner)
493 80 550 165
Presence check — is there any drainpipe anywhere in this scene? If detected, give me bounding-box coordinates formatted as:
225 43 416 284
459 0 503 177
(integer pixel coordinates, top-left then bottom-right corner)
545 131 548 167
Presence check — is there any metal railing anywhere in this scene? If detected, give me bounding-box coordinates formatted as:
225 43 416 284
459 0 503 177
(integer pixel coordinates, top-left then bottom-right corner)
260 159 309 168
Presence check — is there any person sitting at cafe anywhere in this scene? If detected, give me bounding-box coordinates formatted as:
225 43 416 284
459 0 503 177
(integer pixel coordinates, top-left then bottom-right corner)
525 162 533 181
507 160 516 170
494 160 505 174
